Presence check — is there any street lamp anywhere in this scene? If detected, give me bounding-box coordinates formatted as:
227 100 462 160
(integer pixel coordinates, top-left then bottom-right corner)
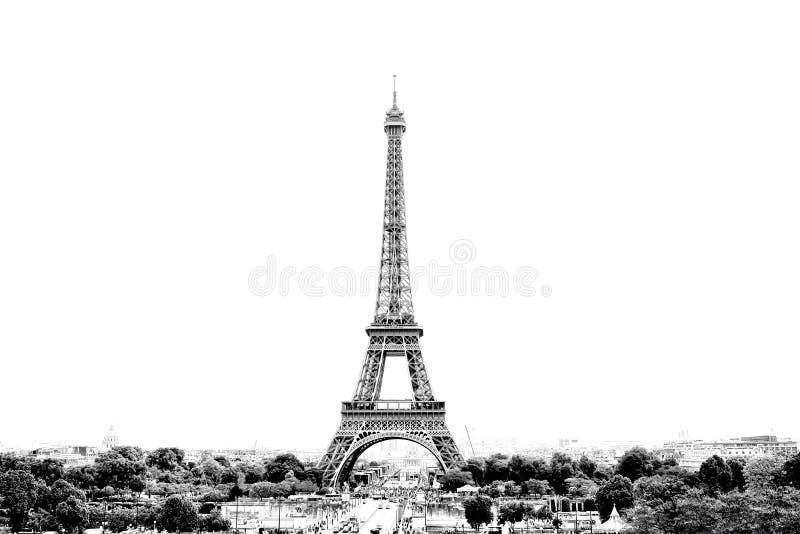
423 497 428 532
277 496 286 534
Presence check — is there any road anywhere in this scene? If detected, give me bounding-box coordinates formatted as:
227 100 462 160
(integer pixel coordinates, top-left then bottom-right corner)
351 499 399 534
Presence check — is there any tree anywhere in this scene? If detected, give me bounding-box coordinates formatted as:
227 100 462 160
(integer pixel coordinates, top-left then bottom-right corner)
198 502 216 514
508 455 548 484
615 447 659 482
503 481 521 497
31 458 65 485
463 495 493 531
548 453 575 495
64 466 98 497
201 510 231 532
242 464 265 484
304 466 323 488
744 456 783 492
592 464 613 483
250 482 272 499
106 508 136 533
484 454 510 483
632 475 689 507
95 448 147 492
249 481 291 499
292 479 319 494
229 483 244 500
565 477 598 498
497 501 534 526
47 479 86 512
578 456 597 479
158 495 200 533
29 509 61 532
0 454 32 473
594 475 634 520
113 446 145 463
630 486 800 534
0 469 39 532
464 458 486 487
264 454 306 483
782 453 800 489
698 455 733 494
198 489 228 502
146 448 185 471
523 479 552 497
220 467 239 485
483 480 505 498
439 470 474 493
727 457 747 491
657 465 703 489
128 475 146 494
669 489 722 534
198 459 224 485
55 495 89 534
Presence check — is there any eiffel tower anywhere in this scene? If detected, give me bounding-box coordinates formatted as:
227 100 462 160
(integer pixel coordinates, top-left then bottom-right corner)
317 80 464 488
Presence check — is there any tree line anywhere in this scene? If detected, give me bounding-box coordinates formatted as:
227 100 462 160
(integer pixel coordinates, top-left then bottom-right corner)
449 448 800 533
0 448 322 533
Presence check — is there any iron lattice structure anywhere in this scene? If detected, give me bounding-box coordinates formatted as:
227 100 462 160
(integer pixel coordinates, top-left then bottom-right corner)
318 86 464 488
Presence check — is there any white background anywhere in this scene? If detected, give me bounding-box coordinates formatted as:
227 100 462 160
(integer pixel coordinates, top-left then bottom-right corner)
1 1 799 452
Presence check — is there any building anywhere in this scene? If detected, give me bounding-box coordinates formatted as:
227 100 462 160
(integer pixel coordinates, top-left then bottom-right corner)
0 444 24 456
660 434 797 470
101 425 119 450
555 511 601 532
554 440 657 467
33 445 98 466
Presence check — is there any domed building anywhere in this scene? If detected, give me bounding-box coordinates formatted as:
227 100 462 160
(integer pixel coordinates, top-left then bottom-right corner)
101 425 119 450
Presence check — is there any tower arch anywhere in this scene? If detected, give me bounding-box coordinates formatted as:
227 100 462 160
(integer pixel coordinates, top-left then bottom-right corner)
331 433 447 488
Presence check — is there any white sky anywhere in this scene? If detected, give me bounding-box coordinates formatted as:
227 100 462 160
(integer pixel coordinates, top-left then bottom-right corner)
1 1 799 452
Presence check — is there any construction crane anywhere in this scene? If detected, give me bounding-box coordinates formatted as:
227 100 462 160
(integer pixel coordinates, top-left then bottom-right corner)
464 426 476 458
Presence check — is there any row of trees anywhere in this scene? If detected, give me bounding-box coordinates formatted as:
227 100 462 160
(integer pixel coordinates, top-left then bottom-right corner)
1 449 319 533
0 467 230 534
54 448 322 500
452 448 800 533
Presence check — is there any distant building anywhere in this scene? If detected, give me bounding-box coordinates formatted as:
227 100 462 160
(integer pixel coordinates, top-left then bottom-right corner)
558 438 579 449
33 445 98 466
660 435 797 470
553 441 649 467
0 444 24 456
101 425 119 450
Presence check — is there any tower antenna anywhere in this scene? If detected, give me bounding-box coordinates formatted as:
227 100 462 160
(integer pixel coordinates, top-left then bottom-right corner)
393 74 397 107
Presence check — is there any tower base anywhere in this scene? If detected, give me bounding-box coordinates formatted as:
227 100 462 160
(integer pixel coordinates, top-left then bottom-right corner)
317 401 464 488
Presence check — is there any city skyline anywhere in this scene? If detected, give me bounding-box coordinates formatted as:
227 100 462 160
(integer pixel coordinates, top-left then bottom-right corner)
3 423 795 456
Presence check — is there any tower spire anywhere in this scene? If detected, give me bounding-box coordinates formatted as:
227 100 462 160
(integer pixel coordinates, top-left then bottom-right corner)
392 74 397 108
376 76 412 325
